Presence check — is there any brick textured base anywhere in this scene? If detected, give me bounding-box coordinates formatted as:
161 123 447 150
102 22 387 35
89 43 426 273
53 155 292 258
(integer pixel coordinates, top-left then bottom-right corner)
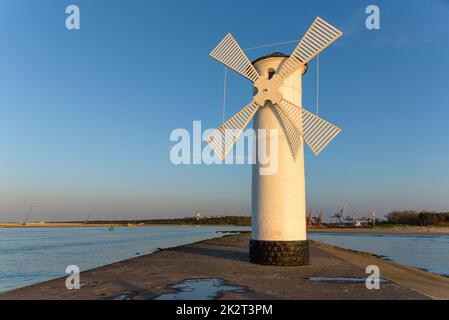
249 239 309 266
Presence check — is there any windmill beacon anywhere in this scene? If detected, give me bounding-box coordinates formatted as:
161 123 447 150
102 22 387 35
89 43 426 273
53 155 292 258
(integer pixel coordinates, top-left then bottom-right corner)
207 17 343 265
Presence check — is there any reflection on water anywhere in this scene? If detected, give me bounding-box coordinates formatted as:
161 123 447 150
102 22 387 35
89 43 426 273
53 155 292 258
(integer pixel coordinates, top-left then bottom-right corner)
0 226 249 293
155 278 247 300
309 232 449 276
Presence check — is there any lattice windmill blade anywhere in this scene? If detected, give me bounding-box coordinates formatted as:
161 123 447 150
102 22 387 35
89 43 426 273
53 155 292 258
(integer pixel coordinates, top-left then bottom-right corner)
278 99 303 133
272 104 302 160
210 33 260 82
301 107 341 156
206 101 260 160
276 17 343 80
278 99 341 156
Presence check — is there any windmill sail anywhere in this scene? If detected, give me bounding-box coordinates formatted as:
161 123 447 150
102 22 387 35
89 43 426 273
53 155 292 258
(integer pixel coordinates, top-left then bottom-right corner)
210 33 260 82
277 17 343 80
207 101 260 160
301 108 341 156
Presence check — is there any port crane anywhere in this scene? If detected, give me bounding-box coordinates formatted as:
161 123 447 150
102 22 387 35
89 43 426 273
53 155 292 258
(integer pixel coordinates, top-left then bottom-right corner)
22 202 36 225
332 202 347 225
84 212 92 224
306 208 313 227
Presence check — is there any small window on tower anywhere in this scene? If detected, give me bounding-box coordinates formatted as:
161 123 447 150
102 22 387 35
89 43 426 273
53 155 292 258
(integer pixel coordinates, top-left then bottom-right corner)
267 68 275 79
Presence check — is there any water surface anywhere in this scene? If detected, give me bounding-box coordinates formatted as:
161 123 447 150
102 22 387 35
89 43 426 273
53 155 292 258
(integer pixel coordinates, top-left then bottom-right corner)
309 232 449 276
0 226 249 293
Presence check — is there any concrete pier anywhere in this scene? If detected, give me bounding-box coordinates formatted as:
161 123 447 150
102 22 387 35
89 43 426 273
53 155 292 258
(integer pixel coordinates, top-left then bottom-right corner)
1 233 448 300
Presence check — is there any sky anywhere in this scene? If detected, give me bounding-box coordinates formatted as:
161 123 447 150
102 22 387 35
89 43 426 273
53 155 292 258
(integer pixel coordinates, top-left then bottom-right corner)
1 0 449 222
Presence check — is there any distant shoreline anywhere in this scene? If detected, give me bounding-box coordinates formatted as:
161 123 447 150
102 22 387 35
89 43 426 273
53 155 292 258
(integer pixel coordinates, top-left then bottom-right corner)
0 223 246 229
1 223 449 235
308 226 449 236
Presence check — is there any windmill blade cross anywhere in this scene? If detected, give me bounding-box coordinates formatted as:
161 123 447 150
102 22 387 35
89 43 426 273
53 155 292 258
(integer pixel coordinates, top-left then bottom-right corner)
276 17 343 80
210 33 260 82
207 101 260 160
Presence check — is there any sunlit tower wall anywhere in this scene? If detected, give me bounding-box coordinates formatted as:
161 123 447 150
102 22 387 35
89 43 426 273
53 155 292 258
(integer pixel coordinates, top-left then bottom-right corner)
250 53 309 265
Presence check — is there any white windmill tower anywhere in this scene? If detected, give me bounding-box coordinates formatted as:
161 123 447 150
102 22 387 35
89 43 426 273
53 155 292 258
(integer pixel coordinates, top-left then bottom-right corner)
207 17 343 265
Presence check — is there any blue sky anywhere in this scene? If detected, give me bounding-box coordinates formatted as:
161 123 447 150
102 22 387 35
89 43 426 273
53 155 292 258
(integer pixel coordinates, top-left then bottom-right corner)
1 0 449 221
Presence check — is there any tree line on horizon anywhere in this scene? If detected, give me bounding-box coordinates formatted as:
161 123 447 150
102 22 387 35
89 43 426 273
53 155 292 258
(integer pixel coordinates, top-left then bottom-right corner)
84 216 251 226
385 211 449 226
144 216 251 226
77 211 449 227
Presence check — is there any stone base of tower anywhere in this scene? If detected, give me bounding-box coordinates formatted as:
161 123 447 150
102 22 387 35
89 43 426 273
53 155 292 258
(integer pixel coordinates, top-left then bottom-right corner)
249 239 309 266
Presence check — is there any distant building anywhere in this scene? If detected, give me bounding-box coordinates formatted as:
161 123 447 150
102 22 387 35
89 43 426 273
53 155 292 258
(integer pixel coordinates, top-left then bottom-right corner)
195 211 201 224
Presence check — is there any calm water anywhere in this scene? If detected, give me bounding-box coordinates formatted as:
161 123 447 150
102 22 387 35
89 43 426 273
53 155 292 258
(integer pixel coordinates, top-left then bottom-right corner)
0 226 249 293
309 232 449 277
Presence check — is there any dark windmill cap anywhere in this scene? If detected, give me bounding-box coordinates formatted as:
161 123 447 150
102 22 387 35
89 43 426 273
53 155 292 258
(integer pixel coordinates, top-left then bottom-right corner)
252 52 308 75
